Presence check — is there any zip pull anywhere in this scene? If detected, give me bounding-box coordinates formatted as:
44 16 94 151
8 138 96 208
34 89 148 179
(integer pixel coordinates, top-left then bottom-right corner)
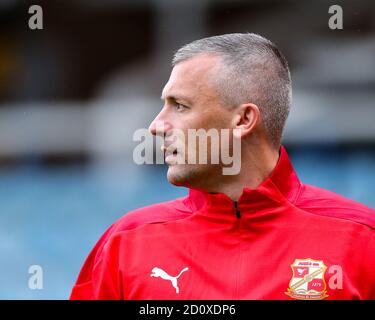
233 201 241 219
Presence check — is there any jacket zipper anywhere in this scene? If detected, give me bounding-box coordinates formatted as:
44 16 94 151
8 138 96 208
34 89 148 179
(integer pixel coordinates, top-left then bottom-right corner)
233 201 241 219
233 200 242 299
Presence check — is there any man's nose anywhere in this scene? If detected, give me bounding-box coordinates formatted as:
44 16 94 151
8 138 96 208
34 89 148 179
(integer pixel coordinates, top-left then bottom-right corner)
148 109 173 136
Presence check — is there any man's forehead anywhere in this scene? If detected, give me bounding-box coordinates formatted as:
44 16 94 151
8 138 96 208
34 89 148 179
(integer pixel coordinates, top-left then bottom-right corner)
160 82 198 106
161 54 220 100
161 77 196 103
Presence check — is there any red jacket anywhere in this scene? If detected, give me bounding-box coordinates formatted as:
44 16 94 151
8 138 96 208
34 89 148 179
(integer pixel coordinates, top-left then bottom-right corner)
70 146 375 300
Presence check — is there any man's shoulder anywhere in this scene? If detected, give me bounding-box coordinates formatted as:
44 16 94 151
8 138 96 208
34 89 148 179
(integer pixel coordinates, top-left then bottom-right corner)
295 183 375 230
111 196 193 234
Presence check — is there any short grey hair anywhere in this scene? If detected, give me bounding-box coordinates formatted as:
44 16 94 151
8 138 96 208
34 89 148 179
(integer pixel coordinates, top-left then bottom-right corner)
172 33 292 149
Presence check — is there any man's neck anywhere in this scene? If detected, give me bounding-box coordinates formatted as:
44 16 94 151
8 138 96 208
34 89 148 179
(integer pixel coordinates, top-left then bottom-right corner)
209 145 280 201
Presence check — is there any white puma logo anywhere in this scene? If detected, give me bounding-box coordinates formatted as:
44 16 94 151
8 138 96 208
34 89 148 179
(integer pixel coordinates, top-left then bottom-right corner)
150 267 189 294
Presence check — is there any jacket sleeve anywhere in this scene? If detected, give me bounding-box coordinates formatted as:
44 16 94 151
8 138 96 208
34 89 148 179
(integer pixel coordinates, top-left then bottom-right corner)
70 224 122 300
369 231 375 299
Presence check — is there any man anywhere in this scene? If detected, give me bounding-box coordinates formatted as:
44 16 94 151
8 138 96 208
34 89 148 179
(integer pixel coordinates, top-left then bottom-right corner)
70 33 375 300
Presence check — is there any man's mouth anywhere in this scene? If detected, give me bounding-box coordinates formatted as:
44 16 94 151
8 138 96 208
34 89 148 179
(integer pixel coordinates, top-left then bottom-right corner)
162 145 179 164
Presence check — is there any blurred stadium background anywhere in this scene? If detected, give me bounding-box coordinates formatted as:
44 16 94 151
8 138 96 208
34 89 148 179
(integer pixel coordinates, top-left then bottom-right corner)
0 0 374 299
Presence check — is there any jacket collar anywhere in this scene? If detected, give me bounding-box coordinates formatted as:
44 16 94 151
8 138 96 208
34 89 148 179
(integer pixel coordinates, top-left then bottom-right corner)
184 146 301 216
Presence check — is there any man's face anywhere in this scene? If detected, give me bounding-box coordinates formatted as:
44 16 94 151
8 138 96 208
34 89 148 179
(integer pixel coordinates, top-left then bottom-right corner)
149 54 236 189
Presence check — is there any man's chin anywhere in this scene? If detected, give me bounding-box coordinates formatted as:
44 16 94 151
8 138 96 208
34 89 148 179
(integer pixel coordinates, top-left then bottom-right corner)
166 164 215 188
166 166 189 187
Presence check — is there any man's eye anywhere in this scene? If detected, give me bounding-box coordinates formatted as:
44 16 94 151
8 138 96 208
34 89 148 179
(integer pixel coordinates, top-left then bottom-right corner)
175 103 187 111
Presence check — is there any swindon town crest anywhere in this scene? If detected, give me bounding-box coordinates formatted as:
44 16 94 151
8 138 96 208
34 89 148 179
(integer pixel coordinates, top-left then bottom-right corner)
285 258 329 300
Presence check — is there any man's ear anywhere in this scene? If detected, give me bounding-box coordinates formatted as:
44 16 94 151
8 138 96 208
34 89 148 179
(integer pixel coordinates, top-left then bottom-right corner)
233 103 260 138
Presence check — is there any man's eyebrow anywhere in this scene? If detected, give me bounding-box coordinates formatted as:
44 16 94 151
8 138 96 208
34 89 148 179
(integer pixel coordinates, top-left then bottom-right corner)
160 94 192 104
